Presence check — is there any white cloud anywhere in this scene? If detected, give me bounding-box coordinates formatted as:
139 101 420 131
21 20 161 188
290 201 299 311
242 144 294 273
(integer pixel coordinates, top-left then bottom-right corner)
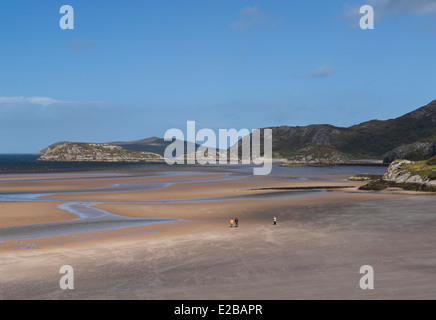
231 5 275 34
67 39 95 52
344 0 436 21
0 96 63 106
376 0 436 15
240 5 261 17
309 65 335 78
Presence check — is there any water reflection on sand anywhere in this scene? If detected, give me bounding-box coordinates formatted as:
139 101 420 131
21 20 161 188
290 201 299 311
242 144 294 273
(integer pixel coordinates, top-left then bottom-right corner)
0 165 387 241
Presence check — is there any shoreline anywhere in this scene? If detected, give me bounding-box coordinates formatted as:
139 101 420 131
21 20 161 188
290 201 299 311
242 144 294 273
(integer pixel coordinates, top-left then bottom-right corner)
0 165 380 245
0 163 426 243
0 153 389 175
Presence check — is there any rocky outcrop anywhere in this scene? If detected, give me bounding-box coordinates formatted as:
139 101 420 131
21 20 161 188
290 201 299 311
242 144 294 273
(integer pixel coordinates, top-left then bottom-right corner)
348 174 382 181
34 141 68 156
38 142 165 162
175 149 239 163
403 100 436 122
281 146 350 165
383 159 436 186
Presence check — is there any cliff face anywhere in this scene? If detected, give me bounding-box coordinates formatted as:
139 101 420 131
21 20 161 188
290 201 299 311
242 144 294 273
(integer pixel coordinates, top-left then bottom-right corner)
38 143 165 162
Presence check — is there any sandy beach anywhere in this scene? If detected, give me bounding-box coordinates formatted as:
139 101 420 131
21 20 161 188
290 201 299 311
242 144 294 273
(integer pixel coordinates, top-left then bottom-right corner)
1 164 436 300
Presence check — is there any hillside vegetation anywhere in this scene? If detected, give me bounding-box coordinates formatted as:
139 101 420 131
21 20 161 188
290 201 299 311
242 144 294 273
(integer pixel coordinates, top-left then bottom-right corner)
237 100 436 163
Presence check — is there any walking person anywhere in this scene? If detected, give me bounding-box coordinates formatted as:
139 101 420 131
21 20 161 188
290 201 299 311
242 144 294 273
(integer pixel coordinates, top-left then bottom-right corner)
235 217 239 228
230 218 234 228
273 216 277 226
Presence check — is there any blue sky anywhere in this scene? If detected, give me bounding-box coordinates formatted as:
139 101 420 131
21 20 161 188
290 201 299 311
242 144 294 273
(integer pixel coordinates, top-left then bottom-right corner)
1 0 436 153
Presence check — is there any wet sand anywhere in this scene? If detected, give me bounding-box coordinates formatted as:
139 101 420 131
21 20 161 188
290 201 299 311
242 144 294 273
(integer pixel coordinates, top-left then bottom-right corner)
0 202 75 228
0 165 435 299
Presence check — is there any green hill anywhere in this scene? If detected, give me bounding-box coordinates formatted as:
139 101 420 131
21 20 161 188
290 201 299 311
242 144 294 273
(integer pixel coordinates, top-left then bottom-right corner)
237 100 436 163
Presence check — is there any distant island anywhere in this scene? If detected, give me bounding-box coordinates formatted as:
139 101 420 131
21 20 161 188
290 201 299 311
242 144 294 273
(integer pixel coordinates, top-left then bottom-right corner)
38 142 165 163
36 137 200 157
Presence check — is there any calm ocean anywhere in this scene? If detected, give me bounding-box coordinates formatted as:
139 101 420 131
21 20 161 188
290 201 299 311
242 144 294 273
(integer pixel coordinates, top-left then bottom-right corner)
0 154 389 175
0 154 171 174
